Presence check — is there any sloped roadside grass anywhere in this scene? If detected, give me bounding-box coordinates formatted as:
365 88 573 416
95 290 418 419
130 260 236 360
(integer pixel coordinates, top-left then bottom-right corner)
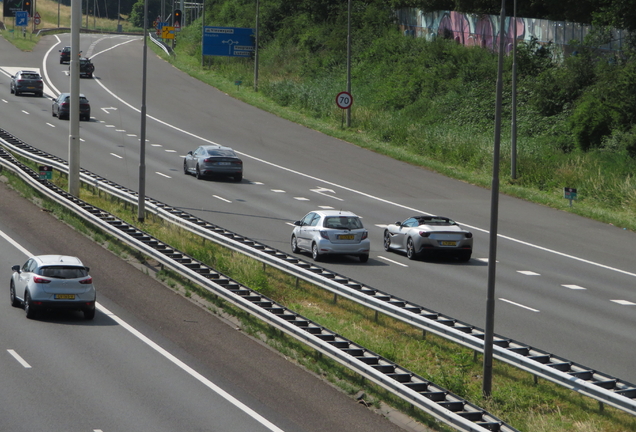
3 162 635 432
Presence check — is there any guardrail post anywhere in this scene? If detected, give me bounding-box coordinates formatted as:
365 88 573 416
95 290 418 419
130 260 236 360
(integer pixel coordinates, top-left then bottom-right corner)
333 293 338 303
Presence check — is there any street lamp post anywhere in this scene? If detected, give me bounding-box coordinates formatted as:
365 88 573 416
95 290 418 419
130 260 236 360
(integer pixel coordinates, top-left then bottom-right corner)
482 0 506 399
511 0 518 179
138 0 148 222
346 0 351 127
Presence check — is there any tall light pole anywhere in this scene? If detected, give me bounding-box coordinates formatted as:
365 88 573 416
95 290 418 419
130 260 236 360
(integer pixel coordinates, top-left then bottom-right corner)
346 0 351 127
138 0 148 222
68 0 81 197
482 0 506 398
254 0 259 92
511 0 518 179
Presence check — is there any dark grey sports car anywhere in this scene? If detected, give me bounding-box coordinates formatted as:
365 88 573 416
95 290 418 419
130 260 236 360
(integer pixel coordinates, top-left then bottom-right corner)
383 216 473 261
183 145 243 181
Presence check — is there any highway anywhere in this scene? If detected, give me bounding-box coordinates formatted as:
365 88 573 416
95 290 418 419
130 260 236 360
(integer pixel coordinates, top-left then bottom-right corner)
0 30 635 389
0 176 405 431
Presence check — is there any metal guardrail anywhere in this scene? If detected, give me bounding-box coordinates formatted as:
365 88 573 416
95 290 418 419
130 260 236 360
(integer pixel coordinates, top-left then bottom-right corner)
2 129 636 418
0 137 518 432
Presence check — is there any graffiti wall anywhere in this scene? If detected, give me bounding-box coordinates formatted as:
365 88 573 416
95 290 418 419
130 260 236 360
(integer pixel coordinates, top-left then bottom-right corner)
396 9 628 54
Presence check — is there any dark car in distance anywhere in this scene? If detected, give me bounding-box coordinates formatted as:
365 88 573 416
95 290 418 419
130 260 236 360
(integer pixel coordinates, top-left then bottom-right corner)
59 46 71 63
10 70 43 97
51 93 91 121
79 57 95 78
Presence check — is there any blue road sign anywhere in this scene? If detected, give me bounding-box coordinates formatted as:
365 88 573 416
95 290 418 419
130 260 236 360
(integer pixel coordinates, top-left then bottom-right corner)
203 27 254 57
15 11 28 27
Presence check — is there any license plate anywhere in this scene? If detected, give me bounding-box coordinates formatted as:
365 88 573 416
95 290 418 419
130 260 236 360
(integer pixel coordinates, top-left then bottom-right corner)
338 234 355 240
55 294 75 299
27 86 35 89
440 241 456 246
217 162 231 166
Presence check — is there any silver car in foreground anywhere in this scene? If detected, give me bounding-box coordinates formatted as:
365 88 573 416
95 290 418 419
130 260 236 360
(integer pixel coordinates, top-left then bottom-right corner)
383 216 473 261
184 145 243 182
10 255 96 320
291 210 370 262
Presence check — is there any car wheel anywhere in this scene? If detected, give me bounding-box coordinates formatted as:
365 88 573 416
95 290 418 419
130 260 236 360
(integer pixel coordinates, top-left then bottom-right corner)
10 281 20 308
383 230 391 252
458 250 472 262
183 161 189 175
311 243 321 262
37 92 43 98
195 165 203 180
406 238 417 260
234 173 243 182
10 86 14 94
359 254 369 263
291 235 300 253
84 308 96 320
24 291 36 319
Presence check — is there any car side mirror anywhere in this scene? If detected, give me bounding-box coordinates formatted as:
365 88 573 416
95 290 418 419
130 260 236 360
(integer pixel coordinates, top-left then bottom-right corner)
12 265 20 272
293 220 301 226
395 221 402 225
187 151 193 155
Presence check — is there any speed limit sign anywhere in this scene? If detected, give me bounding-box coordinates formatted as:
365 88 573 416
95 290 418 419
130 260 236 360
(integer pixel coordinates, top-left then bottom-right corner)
336 91 353 109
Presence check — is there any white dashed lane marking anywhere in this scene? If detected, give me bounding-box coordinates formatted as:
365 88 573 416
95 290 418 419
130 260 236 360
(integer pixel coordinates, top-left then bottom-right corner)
499 298 540 312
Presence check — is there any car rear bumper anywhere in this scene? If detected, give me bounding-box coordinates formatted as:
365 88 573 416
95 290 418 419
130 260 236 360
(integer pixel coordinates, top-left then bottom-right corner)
316 240 370 255
29 299 96 311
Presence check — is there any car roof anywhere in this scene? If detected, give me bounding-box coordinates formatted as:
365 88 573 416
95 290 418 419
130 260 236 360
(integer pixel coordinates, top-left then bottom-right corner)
17 70 39 75
201 145 234 151
32 255 85 266
311 210 360 218
58 93 87 97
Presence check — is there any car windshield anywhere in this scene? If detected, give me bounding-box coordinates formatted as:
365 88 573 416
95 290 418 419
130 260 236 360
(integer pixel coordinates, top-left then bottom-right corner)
39 266 88 279
417 217 454 226
323 216 363 229
206 148 236 157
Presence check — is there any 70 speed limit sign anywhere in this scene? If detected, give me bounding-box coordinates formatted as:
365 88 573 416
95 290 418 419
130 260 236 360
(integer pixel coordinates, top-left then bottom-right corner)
336 91 353 109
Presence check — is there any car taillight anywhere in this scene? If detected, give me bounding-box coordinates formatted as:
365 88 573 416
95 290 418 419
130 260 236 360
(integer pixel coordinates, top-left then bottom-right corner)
61 103 69 107
419 231 430 237
79 277 92 284
234 160 243 165
465 232 473 239
33 276 51 284
319 231 329 239
361 231 368 240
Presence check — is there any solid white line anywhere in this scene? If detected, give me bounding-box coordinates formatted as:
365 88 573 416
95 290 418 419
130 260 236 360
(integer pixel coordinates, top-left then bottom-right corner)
499 298 540 312
377 256 408 267
213 195 231 203
96 303 285 432
7 349 32 368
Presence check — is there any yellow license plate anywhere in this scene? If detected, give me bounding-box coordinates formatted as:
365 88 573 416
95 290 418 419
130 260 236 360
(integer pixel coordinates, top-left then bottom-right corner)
338 234 355 240
440 241 456 246
55 294 75 299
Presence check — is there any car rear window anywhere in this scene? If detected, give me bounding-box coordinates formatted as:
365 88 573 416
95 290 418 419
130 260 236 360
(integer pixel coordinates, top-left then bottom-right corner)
21 74 40 79
323 216 363 229
206 149 236 157
39 266 88 279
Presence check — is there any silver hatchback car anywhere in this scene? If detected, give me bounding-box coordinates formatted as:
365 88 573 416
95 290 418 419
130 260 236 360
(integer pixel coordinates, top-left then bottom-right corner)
10 255 96 320
291 210 370 262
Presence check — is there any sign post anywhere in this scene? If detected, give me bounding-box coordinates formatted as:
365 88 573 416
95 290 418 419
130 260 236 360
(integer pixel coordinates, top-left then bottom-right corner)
564 187 578 207
336 91 353 128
